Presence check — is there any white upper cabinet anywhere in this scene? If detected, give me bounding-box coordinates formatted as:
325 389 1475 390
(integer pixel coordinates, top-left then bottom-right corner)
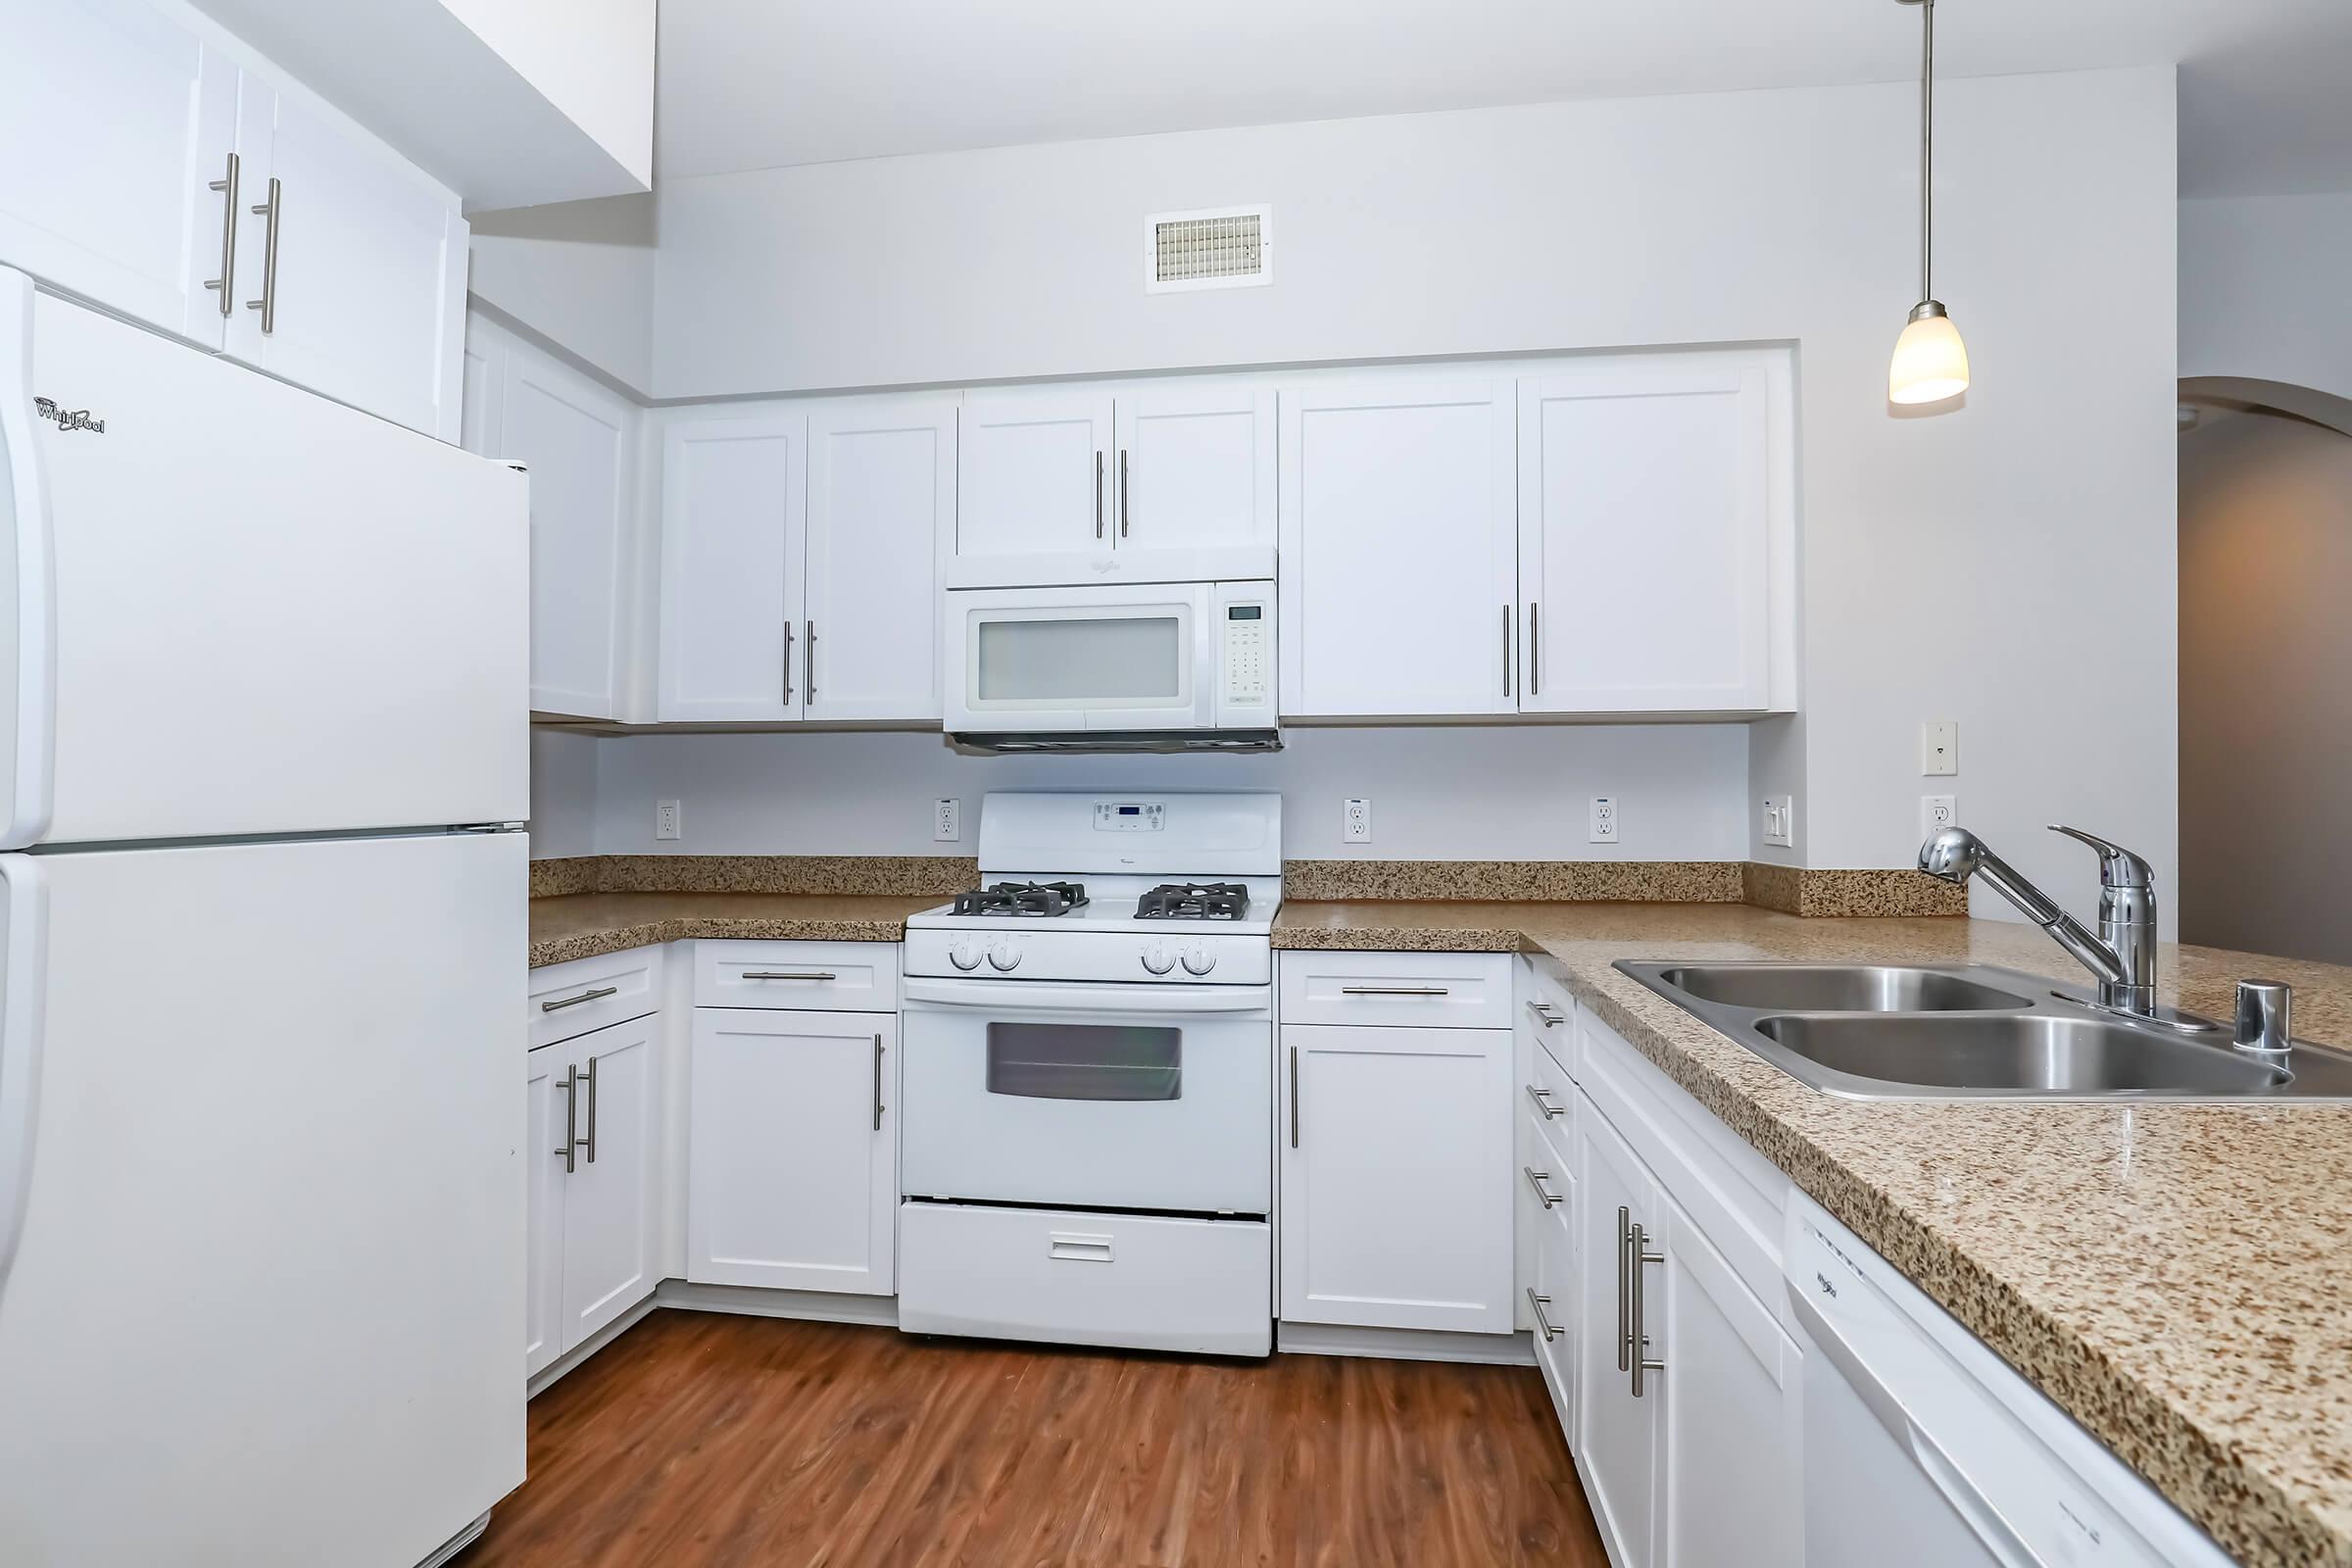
0 0 235 347
1278 379 1519 717
462 316 635 719
804 397 956 722
1111 382 1277 568
956 388 1115 573
225 81 466 442
1517 360 1775 712
658 413 808 722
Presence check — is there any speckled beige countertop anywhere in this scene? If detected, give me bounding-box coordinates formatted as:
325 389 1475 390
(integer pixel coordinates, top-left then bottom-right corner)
1279 899 2352 1568
529 892 939 967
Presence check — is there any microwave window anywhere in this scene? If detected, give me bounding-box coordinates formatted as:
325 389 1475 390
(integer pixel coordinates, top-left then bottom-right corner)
985 1022 1182 1102
975 615 1183 703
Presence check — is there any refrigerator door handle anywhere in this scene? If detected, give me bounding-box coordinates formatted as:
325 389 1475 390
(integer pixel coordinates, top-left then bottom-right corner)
0 854 49 1296
0 270 57 850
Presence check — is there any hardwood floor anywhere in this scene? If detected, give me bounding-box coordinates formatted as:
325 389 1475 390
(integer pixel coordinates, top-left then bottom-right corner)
458 1309 1607 1568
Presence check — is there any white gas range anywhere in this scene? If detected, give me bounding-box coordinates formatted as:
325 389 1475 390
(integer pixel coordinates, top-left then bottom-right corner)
896 792 1280 1357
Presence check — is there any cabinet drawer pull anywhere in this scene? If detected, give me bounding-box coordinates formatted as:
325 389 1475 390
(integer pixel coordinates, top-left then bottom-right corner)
203 152 239 317
1529 601 1541 697
1118 447 1130 537
1617 1205 1633 1372
1523 1165 1564 1208
1339 984 1449 997
1050 1232 1113 1263
1094 450 1105 539
1526 1000 1564 1027
741 970 837 982
582 1054 601 1164
1526 1288 1562 1343
871 1034 886 1132
555 1064 579 1174
1525 1084 1566 1119
806 620 817 703
245 175 281 333
1288 1044 1299 1149
541 985 617 1012
782 621 795 705
1631 1220 1666 1397
1502 603 1513 697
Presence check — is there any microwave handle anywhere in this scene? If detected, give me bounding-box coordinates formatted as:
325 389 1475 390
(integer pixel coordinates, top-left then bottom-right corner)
904 976 1270 1013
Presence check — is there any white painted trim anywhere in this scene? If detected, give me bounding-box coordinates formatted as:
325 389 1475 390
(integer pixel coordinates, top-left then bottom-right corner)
656 1278 902 1328
1277 1320 1535 1366
526 1294 660 1399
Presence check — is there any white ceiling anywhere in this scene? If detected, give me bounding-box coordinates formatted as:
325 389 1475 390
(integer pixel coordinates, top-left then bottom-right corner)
653 0 2352 197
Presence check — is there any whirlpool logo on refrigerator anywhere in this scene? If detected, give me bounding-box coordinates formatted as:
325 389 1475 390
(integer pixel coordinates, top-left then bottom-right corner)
33 397 105 434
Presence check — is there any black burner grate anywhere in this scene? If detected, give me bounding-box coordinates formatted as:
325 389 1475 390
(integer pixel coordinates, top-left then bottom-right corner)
952 880 1090 917
1135 882 1250 920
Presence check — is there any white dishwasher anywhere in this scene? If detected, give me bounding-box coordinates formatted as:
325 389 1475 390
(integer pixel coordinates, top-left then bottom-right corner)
1785 1195 2235 1568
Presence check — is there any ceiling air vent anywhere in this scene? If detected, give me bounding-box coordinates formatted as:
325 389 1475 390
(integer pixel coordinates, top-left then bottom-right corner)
1146 205 1272 293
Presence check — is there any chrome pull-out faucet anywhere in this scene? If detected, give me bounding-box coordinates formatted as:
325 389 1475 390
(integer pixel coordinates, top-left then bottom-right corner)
1918 824 2156 1016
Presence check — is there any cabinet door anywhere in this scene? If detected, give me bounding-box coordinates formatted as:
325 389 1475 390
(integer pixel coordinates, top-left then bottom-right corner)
1657 1192 1803 1568
497 329 633 719
1279 1023 1512 1333
1517 366 1770 712
956 388 1114 564
0 0 234 347
557 1017 659 1351
459 318 504 457
1576 1094 1662 1568
804 397 955 722
658 413 808 721
1111 383 1275 557
522 1042 565 1379
1278 380 1519 717
688 1009 897 1295
227 81 466 440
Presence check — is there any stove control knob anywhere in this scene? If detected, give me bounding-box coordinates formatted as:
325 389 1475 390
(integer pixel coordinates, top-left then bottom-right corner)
948 940 983 972
987 941 1022 972
1180 946 1216 976
1141 943 1178 976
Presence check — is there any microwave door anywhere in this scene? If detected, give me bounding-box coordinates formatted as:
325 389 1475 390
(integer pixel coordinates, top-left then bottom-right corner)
948 584 1213 733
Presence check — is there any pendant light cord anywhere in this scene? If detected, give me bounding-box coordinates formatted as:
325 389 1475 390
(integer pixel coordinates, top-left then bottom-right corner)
1920 0 1935 304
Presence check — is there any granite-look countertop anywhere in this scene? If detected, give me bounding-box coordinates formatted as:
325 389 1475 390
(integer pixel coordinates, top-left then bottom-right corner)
529 892 940 968
1277 899 2352 1568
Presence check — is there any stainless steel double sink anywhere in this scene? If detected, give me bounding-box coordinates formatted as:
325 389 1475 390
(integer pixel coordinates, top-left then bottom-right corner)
1613 961 2352 1101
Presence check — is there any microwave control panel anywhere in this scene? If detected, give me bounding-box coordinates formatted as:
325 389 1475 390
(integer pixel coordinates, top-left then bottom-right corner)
1221 603 1270 706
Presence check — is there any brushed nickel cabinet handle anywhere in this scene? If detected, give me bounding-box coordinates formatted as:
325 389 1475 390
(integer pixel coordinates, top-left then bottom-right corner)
1617 1204 1633 1373
1523 1165 1564 1209
1525 1084 1566 1119
204 152 239 317
245 176 281 333
740 970 836 981
1288 1044 1299 1149
872 1034 886 1132
555 1065 578 1175
1502 603 1513 697
1525 1000 1564 1028
1340 985 1449 997
541 985 616 1012
1095 451 1105 539
1529 601 1541 697
582 1054 600 1165
1631 1220 1666 1397
807 620 816 703
1526 1288 1563 1343
1118 448 1130 537
782 621 795 704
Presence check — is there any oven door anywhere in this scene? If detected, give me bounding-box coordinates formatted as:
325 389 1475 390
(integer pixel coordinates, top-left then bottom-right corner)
943 583 1215 733
901 976 1272 1214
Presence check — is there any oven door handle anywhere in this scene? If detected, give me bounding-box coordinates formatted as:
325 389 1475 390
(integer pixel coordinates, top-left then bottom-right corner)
903 976 1273 1013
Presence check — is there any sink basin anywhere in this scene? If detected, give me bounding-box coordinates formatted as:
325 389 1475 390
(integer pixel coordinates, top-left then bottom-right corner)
1752 1013 2290 1095
1650 964 2031 1013
1612 958 2352 1100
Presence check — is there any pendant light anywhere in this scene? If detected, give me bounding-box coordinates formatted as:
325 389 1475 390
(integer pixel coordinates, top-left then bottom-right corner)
1888 0 1970 405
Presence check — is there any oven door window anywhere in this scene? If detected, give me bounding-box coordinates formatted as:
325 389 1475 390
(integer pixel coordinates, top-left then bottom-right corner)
985 1021 1182 1102
972 612 1187 709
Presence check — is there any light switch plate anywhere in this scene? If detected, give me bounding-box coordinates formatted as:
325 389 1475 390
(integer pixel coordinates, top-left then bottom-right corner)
1921 720 1959 776
1761 795 1794 849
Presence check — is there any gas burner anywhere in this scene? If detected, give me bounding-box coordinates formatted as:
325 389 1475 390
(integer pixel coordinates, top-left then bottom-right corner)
1136 882 1251 921
953 880 1090 918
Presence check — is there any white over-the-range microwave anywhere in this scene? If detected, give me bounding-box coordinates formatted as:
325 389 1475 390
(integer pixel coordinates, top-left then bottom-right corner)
942 581 1278 753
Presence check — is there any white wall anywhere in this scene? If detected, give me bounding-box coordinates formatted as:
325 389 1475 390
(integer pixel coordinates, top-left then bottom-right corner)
529 730 598 858
468 193 657 395
438 0 654 188
641 69 2180 926
2180 193 2352 408
589 725 1750 861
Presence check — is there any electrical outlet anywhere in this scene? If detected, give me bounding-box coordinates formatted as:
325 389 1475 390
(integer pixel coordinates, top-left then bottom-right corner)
934 799 960 842
1921 795 1958 838
1921 720 1959 776
655 799 682 841
1761 795 1794 849
1343 798 1372 843
1589 796 1619 844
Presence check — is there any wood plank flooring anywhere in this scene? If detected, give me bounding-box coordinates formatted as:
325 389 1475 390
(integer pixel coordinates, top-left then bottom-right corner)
457 1308 1607 1568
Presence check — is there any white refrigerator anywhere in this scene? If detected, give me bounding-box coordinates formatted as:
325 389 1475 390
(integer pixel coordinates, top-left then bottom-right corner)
0 267 529 1567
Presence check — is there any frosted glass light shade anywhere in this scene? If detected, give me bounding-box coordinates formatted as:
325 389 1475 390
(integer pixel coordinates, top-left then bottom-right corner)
1889 305 1971 404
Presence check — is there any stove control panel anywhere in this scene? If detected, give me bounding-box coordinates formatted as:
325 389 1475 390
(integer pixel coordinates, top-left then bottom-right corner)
906 928 1270 987
1094 801 1165 831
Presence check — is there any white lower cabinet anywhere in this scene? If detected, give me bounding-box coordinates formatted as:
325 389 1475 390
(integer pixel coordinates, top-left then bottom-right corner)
1278 1018 1513 1333
1576 1096 1664 1568
524 1011 661 1378
688 1006 898 1295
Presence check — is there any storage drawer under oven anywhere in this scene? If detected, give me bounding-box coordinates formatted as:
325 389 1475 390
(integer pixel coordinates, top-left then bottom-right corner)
900 996 1272 1215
